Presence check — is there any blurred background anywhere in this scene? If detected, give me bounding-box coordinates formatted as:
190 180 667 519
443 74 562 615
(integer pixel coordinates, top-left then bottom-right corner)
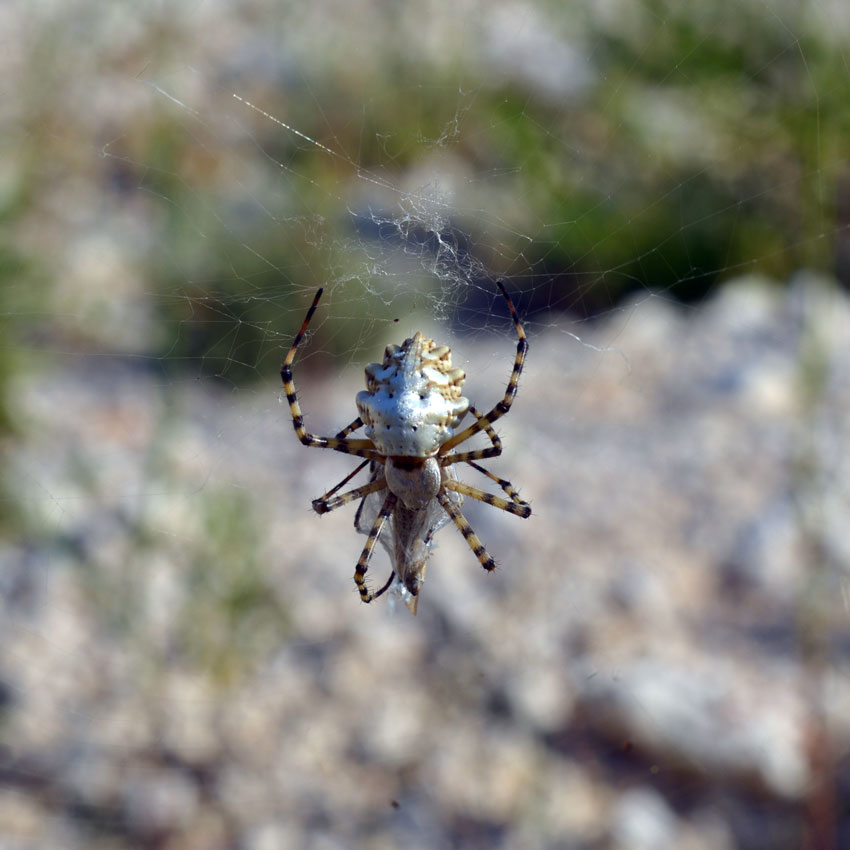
2 1 850 848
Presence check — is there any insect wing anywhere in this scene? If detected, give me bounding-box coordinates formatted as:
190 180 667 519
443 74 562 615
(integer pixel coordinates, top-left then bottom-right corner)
353 463 391 549
354 464 462 614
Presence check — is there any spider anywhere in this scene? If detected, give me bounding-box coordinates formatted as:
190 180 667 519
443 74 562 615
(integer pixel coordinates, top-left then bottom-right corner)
281 283 531 613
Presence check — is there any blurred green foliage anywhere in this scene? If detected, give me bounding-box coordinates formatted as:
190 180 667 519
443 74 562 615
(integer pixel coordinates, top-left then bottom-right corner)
0 249 21 438
7 0 849 382
180 487 290 684
148 5 846 366
67 466 289 684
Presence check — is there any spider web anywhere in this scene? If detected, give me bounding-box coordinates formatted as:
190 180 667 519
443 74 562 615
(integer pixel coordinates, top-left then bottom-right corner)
3 1 850 848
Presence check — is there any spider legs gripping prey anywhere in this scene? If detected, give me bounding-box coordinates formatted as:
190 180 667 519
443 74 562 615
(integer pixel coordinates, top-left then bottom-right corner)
310 421 372 510
372 571 396 600
438 281 528 454
313 458 372 508
442 479 530 518
281 289 382 461
441 406 530 511
313 476 387 515
354 491 398 603
285 282 531 610
464 460 529 507
436 491 497 572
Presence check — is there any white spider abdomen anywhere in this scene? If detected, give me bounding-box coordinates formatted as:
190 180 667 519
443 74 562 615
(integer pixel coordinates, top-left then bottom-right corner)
356 331 469 457
384 456 441 510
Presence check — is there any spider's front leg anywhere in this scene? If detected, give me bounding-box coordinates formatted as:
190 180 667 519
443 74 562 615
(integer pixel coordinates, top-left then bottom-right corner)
440 405 502 464
438 281 528 454
335 417 365 439
282 289 381 461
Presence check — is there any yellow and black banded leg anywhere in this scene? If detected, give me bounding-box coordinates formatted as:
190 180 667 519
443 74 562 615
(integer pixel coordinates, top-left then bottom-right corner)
439 281 527 453
354 491 398 602
281 288 381 461
443 479 530 518
441 406 502 465
335 417 364 439
315 458 372 506
313 477 387 515
464 460 529 508
371 571 396 601
443 407 528 509
437 491 496 572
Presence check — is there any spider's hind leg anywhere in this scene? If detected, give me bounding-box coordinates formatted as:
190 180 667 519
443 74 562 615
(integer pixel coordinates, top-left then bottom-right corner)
314 458 371 508
281 289 380 461
354 491 398 602
443 479 530 518
313 476 387 515
464 460 530 510
373 571 396 600
437 491 496 572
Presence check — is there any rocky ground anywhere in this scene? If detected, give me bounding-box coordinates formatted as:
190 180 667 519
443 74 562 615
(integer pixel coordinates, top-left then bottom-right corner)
2 275 849 849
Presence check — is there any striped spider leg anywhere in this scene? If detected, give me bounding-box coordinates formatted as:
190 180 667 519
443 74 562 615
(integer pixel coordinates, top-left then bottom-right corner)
283 283 530 613
432 282 530 573
443 405 530 510
281 290 382 462
438 282 528 454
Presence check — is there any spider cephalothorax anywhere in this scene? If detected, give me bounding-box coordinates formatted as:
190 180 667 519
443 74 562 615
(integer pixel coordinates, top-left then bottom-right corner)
281 283 530 614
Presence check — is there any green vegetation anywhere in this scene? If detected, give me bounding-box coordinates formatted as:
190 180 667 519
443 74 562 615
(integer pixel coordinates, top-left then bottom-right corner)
6 1 848 376
179 487 290 684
